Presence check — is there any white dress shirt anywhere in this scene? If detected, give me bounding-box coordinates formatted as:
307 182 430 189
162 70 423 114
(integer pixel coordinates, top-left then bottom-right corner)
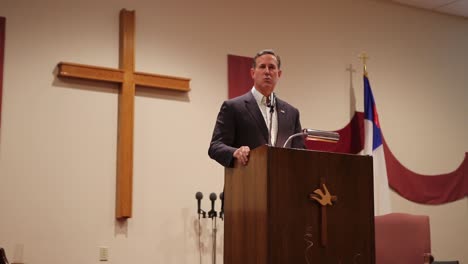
251 87 278 146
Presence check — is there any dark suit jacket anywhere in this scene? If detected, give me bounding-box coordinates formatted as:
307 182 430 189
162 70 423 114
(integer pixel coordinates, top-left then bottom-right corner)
208 91 305 167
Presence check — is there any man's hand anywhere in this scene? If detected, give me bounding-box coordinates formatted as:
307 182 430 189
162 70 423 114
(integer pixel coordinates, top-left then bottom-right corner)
233 146 250 166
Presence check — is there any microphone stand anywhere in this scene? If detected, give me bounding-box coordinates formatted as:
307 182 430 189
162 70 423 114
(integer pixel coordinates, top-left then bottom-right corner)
197 191 223 264
208 194 218 264
211 216 217 264
195 192 206 264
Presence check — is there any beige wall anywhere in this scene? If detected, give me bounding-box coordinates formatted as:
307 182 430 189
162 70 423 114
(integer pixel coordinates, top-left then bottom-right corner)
0 0 466 263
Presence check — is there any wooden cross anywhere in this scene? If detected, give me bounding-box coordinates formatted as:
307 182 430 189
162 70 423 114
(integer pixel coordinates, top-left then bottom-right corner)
346 63 357 112
346 64 356 76
57 9 190 219
309 179 338 247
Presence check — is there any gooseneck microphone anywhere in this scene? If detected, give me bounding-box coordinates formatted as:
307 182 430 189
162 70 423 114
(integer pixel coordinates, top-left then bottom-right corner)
195 192 206 218
208 192 217 218
219 192 224 220
268 93 276 113
282 128 340 148
267 93 276 146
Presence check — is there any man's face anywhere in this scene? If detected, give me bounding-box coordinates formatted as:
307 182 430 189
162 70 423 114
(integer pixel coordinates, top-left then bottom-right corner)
251 54 282 96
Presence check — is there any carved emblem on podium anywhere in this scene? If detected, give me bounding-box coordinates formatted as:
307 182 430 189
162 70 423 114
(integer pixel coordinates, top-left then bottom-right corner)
309 180 337 247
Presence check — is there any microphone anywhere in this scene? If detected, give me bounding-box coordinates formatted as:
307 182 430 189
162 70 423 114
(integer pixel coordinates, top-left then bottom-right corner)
267 93 276 146
283 128 340 148
267 93 276 113
208 192 217 218
219 192 224 220
195 192 206 218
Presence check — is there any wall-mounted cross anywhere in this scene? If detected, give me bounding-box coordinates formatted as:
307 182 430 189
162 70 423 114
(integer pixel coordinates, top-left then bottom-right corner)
309 179 338 247
346 64 356 76
57 9 190 219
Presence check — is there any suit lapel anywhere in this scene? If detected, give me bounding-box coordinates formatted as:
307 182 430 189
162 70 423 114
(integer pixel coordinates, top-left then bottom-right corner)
276 99 290 147
244 93 269 142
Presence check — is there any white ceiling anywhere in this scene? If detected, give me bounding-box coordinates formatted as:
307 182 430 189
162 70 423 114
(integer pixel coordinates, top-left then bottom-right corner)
389 0 468 18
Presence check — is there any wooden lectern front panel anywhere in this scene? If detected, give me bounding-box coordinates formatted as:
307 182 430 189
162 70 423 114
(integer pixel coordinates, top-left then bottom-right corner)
224 146 375 264
224 146 269 264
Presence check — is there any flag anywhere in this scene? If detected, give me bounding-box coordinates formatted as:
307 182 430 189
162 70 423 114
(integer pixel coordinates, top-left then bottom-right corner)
363 75 392 216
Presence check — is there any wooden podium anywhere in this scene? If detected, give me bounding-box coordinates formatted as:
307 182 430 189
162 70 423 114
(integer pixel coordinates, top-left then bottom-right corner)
224 145 375 264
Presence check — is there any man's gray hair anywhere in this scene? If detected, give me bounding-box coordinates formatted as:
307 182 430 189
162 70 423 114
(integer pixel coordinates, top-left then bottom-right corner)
252 49 281 69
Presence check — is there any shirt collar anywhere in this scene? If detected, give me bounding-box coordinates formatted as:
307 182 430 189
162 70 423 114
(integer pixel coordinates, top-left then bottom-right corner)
251 87 267 106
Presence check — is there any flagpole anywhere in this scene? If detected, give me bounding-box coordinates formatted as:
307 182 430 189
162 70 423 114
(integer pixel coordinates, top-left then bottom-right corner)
359 53 393 215
359 52 369 76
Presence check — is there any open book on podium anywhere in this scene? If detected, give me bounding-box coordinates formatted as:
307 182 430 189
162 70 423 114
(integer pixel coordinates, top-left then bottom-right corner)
224 145 375 264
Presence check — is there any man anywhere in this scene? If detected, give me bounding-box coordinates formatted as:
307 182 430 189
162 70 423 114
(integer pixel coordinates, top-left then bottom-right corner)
208 49 305 167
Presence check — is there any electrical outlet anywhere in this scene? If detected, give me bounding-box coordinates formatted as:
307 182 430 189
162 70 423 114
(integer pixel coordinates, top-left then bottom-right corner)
99 247 109 261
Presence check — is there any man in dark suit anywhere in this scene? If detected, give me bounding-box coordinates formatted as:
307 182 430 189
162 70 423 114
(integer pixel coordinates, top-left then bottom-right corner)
208 49 305 167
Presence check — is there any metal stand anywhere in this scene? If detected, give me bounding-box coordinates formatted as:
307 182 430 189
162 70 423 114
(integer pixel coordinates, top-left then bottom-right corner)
211 217 217 264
